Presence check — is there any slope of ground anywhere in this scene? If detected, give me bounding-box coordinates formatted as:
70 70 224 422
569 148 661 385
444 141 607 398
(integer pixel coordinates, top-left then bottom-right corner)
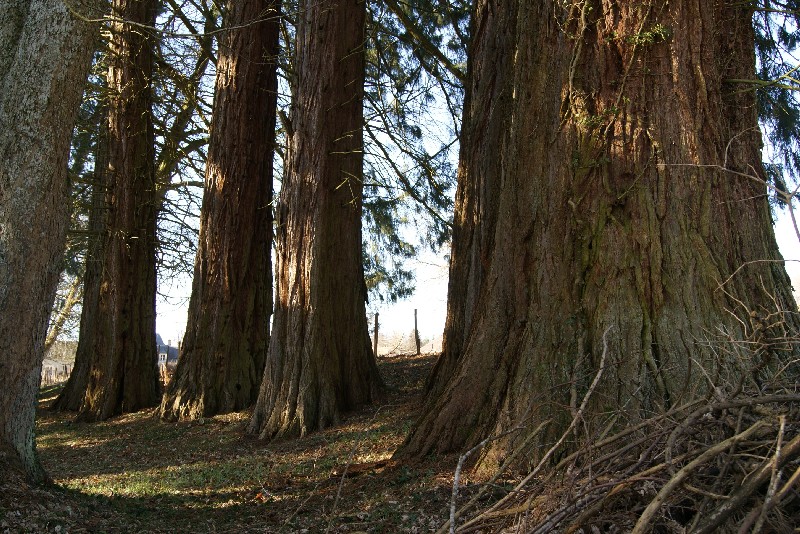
3 352 798 533
3 354 499 533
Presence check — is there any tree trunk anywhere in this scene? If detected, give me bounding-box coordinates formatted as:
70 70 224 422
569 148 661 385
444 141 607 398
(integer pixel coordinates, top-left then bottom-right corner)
399 0 799 467
44 275 83 353
52 113 109 412
77 0 160 421
248 0 383 439
423 0 512 397
0 0 100 480
160 0 279 421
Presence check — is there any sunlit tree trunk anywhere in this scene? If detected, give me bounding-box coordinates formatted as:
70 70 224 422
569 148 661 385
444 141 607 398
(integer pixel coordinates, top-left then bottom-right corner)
160 0 280 421
400 0 799 466
0 0 100 480
52 112 109 412
248 0 383 439
77 0 160 421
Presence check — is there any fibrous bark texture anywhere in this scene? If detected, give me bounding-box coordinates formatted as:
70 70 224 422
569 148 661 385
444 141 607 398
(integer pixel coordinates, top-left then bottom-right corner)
400 0 799 466
248 0 383 439
78 0 160 421
160 0 280 421
424 1 513 398
0 0 100 480
52 117 108 412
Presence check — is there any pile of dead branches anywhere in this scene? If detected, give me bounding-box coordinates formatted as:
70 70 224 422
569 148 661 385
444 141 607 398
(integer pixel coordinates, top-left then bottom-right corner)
445 391 800 533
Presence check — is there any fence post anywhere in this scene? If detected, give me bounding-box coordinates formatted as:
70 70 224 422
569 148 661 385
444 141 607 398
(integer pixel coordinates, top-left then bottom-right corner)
414 309 421 355
373 312 379 357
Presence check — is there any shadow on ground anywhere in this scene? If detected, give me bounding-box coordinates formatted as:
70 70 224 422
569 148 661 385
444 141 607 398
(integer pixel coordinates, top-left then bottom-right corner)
3 354 500 533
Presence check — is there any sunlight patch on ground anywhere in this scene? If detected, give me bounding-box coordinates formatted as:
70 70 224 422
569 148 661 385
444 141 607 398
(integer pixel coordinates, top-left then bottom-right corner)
31 354 453 532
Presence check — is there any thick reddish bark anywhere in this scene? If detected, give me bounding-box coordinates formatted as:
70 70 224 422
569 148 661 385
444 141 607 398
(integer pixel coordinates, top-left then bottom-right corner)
0 0 100 480
77 0 160 421
424 0 513 397
248 0 383 439
160 0 279 421
52 110 108 412
400 1 799 466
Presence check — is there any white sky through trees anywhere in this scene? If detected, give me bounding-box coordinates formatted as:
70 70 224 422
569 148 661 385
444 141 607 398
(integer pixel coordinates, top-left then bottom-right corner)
155 211 800 349
155 249 449 346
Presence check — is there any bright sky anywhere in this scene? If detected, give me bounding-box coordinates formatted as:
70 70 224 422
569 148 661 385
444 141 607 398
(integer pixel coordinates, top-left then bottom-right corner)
775 207 800 292
155 250 449 347
367 250 449 341
156 209 800 348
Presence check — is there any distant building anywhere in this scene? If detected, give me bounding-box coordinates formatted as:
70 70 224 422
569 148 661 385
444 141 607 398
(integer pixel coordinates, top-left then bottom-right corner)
156 335 180 366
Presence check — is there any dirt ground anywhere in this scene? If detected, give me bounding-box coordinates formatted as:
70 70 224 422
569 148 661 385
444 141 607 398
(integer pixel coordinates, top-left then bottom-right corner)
1 354 499 533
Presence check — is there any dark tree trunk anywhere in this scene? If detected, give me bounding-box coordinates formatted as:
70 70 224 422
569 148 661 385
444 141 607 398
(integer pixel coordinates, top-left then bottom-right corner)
160 0 279 421
77 0 160 421
52 106 109 412
424 1 512 398
248 0 383 439
399 0 799 466
0 0 100 480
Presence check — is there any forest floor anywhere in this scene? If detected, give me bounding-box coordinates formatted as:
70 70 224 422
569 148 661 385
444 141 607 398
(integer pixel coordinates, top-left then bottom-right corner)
1 353 503 533
5 353 798 533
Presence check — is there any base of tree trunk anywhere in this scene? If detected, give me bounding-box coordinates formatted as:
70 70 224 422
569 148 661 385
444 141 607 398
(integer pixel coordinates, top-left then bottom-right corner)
396 0 800 470
249 309 383 439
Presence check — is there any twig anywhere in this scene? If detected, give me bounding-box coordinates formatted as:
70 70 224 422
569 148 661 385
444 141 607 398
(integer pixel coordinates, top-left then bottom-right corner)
632 419 768 534
717 259 800 291
681 430 800 534
449 436 495 534
665 394 800 472
457 326 613 532
437 420 549 534
753 414 786 532
566 452 695 531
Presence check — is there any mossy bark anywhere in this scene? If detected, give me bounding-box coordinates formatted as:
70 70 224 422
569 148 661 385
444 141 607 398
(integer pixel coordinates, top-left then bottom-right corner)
248 0 383 440
160 0 280 421
400 0 799 467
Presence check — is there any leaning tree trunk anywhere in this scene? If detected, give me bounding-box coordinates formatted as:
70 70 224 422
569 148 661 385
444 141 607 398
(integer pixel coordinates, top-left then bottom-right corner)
399 0 799 466
0 0 100 480
248 0 383 439
160 0 280 421
78 0 160 421
52 109 109 412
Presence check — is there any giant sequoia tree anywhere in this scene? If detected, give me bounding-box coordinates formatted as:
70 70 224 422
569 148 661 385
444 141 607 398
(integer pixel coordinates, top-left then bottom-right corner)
0 0 100 480
401 0 799 463
249 0 383 439
52 101 109 412
77 0 161 421
160 0 280 421
55 4 217 413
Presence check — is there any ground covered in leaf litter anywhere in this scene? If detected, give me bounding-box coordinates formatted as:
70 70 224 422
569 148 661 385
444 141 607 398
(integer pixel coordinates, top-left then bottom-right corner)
2 353 503 533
